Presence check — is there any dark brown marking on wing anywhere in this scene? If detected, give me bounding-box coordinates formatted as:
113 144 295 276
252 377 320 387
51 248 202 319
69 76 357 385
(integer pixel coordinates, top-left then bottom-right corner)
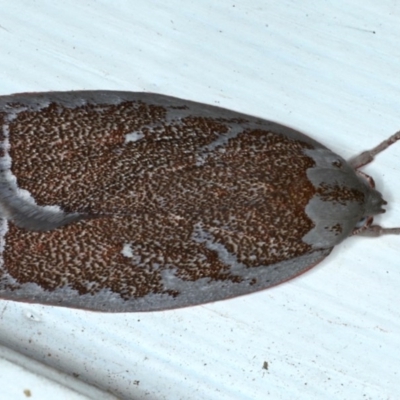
2 99 321 299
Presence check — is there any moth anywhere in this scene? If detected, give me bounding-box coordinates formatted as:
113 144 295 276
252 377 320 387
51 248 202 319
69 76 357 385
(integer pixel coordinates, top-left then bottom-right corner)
0 91 398 312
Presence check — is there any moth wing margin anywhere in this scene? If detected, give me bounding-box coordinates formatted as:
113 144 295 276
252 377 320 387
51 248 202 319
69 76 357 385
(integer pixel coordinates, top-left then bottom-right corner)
0 248 333 312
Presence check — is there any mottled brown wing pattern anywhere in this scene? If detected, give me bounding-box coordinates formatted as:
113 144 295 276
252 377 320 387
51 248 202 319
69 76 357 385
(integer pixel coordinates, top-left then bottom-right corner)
0 91 396 311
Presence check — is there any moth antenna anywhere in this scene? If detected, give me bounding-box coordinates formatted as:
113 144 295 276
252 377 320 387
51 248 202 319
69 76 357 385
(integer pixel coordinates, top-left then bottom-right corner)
349 130 400 169
358 225 400 237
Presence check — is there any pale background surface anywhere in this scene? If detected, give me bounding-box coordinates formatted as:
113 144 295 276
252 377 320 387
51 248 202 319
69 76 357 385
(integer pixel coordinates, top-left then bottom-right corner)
0 1 399 399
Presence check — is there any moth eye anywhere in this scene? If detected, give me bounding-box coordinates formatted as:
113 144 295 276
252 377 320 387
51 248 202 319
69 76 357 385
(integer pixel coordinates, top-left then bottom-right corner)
355 217 369 229
357 170 376 188
353 216 374 236
368 176 376 188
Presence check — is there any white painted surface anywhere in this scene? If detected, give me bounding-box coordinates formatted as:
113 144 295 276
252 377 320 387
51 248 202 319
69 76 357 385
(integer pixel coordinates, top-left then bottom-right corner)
0 1 399 399
0 346 115 399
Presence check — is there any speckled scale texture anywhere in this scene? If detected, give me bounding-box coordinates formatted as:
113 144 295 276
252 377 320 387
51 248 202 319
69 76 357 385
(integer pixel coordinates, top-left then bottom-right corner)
0 91 386 311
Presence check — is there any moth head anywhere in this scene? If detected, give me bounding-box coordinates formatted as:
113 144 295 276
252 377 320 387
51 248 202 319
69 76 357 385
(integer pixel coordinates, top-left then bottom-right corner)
352 171 387 235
